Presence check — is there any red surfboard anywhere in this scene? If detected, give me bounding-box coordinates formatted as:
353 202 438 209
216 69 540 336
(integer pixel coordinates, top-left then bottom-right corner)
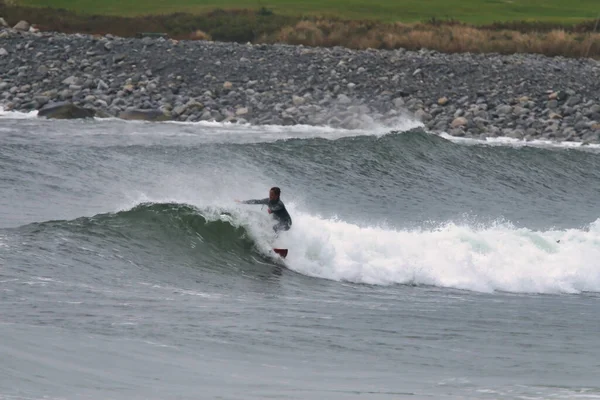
273 248 288 258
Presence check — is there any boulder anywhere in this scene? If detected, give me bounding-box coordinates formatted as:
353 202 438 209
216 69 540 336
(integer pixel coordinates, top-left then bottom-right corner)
38 102 95 119
118 109 171 121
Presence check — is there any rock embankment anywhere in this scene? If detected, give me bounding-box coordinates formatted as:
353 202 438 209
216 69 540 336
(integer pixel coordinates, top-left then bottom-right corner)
1 25 600 142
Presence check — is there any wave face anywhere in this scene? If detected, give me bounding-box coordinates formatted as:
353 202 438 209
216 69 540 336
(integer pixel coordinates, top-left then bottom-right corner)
7 200 599 295
1 115 600 294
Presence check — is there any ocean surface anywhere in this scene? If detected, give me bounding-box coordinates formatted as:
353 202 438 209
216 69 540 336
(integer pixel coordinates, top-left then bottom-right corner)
1 109 599 400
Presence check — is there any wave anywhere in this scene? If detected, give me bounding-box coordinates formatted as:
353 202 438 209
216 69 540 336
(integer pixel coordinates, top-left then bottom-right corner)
9 201 600 295
0 105 422 145
281 213 600 294
440 132 600 152
5 104 600 151
12 202 285 269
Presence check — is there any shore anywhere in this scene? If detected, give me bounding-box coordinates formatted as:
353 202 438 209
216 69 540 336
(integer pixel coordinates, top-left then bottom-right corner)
1 27 600 143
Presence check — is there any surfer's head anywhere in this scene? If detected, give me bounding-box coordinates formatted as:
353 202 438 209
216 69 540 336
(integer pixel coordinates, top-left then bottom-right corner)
269 187 281 202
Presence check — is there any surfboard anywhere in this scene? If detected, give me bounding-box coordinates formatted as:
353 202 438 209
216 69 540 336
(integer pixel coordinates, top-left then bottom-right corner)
273 248 288 258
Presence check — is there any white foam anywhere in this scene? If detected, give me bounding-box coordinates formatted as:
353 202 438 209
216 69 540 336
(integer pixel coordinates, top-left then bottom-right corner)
272 210 600 294
109 192 600 295
132 116 421 142
0 106 38 119
0 104 422 143
439 132 600 151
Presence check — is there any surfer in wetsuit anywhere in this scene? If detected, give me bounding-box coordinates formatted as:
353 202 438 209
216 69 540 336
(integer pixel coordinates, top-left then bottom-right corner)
235 187 292 233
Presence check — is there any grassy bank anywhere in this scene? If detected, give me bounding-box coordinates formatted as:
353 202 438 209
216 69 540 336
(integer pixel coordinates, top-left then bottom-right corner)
1 1 599 59
8 0 600 25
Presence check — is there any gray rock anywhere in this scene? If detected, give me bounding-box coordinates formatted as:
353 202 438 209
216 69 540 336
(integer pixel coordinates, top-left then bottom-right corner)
62 76 79 86
33 95 49 107
118 109 171 121
292 95 305 106
0 31 599 143
337 94 351 104
13 21 30 32
414 109 432 122
38 101 95 119
505 129 524 139
496 105 512 115
393 98 405 109
451 117 468 128
566 95 582 107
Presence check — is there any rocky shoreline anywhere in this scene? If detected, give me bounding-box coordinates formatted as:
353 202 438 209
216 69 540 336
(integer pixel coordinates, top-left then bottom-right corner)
1 25 600 143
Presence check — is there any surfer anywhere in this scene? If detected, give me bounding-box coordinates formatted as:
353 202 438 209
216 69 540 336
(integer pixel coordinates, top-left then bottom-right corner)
235 187 292 233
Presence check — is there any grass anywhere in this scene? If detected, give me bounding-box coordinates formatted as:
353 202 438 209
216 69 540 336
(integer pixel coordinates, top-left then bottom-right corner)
9 0 600 25
1 0 599 59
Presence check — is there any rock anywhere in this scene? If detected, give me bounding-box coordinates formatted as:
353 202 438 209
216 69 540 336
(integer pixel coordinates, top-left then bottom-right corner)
36 65 49 76
13 21 30 32
588 104 600 114
113 53 126 63
496 105 512 115
512 106 528 116
118 109 171 121
506 129 524 139
94 109 113 119
438 97 449 106
62 76 79 86
97 79 109 91
172 104 187 116
292 95 305 106
549 112 562 120
556 91 569 101
337 94 351 104
0 48 7 57
451 117 468 128
33 95 49 107
414 109 432 122
566 95 582 107
37 102 96 119
393 98 405 109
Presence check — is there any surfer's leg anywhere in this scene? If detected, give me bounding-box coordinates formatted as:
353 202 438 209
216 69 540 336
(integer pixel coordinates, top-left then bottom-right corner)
272 221 290 233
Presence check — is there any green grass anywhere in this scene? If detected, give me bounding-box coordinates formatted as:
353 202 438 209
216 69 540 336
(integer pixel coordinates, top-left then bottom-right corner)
2 0 599 59
12 0 600 25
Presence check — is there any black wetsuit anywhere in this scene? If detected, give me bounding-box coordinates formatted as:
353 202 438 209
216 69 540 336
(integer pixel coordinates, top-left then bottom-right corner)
241 198 292 233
